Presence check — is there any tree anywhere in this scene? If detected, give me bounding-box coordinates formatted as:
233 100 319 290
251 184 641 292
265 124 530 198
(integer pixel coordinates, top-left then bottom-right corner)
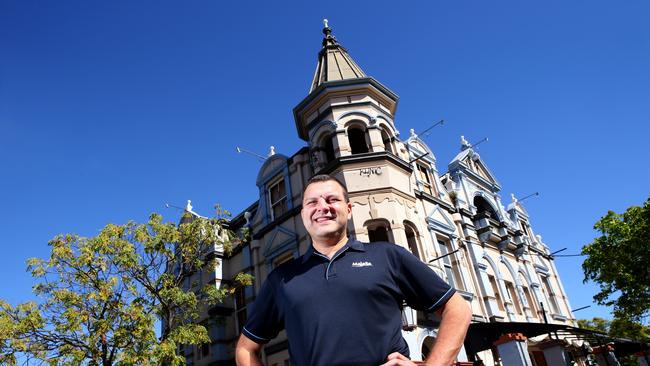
0 211 252 366
577 317 610 333
578 317 650 342
582 197 650 323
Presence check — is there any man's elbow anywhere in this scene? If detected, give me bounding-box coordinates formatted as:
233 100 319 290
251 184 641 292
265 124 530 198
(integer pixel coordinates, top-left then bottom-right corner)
444 292 472 327
236 334 263 366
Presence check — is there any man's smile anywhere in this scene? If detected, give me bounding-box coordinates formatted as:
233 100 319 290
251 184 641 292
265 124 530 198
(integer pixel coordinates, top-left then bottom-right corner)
314 215 335 223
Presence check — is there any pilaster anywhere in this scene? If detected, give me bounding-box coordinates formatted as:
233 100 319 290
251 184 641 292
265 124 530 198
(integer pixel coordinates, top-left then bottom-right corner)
539 339 570 366
493 333 533 366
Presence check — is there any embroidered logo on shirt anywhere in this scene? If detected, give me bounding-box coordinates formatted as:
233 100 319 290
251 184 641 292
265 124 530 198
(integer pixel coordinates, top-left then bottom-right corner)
352 261 373 268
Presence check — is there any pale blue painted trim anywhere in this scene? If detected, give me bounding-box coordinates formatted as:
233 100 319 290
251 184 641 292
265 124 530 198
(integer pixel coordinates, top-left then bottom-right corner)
336 110 373 125
427 287 454 310
263 226 299 263
256 154 289 186
242 327 270 342
426 206 455 233
308 120 337 141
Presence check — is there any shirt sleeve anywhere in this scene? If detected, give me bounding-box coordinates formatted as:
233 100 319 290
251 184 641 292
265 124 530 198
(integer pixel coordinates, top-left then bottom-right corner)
392 245 455 312
241 271 283 344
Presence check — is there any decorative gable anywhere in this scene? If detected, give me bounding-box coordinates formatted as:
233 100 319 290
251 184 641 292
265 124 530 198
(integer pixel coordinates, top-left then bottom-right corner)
263 225 298 260
426 205 455 234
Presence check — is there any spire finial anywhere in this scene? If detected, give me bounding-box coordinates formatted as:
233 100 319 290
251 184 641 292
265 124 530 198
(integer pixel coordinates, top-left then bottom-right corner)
268 146 276 157
511 193 518 204
186 200 193 212
460 135 471 150
322 18 335 43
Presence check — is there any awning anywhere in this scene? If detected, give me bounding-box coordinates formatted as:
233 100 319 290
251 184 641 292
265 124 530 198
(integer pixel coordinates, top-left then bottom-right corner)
464 321 649 357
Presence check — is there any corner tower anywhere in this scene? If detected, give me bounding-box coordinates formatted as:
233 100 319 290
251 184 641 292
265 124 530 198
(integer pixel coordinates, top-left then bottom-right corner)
293 20 404 172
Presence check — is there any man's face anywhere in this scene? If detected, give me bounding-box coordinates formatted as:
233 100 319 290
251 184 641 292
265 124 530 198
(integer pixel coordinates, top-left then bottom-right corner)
301 180 352 244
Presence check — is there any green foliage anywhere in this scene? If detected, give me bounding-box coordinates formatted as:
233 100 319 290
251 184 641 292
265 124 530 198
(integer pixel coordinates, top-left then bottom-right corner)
582 197 650 323
0 212 252 366
578 317 650 341
577 317 610 333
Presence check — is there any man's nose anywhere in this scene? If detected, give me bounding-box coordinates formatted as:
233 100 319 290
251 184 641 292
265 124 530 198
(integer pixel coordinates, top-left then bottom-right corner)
315 197 330 210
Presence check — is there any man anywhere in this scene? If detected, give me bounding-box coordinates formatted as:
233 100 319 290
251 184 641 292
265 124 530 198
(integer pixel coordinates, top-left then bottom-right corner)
236 174 471 366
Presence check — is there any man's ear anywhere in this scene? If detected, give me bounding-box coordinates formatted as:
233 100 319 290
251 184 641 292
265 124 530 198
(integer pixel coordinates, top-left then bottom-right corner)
346 202 352 218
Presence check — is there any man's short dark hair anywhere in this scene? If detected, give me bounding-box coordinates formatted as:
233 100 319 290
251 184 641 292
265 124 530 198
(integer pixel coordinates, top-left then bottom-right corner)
302 174 349 202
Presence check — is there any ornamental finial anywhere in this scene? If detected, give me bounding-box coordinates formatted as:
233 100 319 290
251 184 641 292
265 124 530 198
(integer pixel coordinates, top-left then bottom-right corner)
323 19 329 28
460 135 471 150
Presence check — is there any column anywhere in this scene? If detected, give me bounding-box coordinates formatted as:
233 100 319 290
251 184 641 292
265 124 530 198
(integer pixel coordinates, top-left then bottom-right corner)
539 339 570 366
367 125 384 152
493 333 533 366
335 129 351 156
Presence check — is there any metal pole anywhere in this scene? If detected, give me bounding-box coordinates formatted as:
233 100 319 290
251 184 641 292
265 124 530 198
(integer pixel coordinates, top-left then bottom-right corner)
540 302 552 340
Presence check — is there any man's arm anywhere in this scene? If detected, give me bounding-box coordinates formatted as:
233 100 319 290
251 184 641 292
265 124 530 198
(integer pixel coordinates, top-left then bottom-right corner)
424 292 471 366
381 292 471 366
236 334 264 366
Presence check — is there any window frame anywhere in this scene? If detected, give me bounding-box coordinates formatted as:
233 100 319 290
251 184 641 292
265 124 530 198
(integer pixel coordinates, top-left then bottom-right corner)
504 281 523 315
404 222 421 259
488 273 505 312
234 286 248 332
348 125 370 154
436 237 464 290
268 177 287 221
541 275 561 314
416 163 436 196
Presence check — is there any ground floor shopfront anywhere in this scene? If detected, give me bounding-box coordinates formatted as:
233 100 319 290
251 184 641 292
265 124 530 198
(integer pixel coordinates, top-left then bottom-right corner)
461 322 649 366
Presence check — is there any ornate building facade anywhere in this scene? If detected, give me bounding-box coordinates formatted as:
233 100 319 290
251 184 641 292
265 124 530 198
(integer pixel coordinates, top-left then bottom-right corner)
182 23 590 366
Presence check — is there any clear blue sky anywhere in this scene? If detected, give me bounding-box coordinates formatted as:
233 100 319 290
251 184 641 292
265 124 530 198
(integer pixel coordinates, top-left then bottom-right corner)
1 1 648 322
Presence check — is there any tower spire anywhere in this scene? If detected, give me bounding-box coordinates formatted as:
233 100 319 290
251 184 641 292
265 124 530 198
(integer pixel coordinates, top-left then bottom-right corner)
309 19 366 93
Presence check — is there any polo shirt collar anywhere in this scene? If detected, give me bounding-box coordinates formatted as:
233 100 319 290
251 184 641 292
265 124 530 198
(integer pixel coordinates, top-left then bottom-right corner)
302 238 365 263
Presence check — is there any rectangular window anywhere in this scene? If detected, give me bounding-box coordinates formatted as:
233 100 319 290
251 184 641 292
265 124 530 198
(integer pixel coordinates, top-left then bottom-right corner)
436 238 463 290
416 164 435 196
269 178 287 220
542 276 560 314
520 220 530 236
523 286 537 318
201 342 210 359
234 286 247 331
488 274 505 311
505 281 523 315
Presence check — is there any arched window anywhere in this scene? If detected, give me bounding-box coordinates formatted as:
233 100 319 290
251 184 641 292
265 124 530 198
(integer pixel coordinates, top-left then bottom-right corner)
421 336 436 361
323 136 335 163
366 219 393 243
380 128 393 154
474 196 498 220
348 126 370 154
404 222 420 258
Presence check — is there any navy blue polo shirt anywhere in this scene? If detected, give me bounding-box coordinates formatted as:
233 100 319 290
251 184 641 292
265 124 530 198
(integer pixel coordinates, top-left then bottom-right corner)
242 239 455 366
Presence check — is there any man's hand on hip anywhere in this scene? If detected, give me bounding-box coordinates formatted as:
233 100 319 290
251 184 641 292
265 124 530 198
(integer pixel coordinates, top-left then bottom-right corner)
380 352 418 366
